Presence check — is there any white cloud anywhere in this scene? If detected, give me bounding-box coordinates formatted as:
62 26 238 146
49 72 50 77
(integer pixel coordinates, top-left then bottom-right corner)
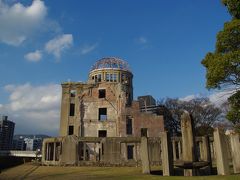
180 94 201 102
45 34 73 58
1 83 61 135
209 90 236 107
180 89 236 107
80 43 98 55
0 0 47 46
24 50 42 62
137 36 147 44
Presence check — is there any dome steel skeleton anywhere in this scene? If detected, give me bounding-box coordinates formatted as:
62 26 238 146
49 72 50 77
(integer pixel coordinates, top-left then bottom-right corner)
90 57 131 72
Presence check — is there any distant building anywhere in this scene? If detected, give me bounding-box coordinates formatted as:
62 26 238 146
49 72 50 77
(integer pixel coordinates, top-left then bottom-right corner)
138 95 157 112
24 137 43 151
0 116 15 150
12 134 49 151
12 136 26 150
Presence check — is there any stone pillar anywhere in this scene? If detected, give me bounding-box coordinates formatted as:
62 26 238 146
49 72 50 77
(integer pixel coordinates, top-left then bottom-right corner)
172 140 177 161
181 112 197 176
213 128 230 175
46 143 49 161
135 143 138 161
178 140 182 160
161 131 174 176
229 132 240 174
210 141 215 162
94 143 97 161
199 141 203 160
140 137 150 174
41 140 46 163
83 142 86 161
201 136 212 174
53 142 56 161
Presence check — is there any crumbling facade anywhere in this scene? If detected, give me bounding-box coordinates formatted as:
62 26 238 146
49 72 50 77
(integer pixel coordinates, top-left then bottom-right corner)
42 57 165 166
41 59 240 177
59 57 164 138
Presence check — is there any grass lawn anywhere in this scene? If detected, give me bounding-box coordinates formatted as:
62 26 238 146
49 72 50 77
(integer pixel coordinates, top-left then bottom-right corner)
1 163 240 180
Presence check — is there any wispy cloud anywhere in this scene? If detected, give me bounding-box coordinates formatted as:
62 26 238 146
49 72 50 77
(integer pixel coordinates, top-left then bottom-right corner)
209 89 236 107
80 43 98 55
0 0 47 46
45 34 73 58
179 94 201 102
24 50 42 62
136 36 148 44
180 89 237 107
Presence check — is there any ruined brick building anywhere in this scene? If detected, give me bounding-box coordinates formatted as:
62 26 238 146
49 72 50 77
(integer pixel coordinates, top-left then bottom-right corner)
41 58 240 175
42 57 166 166
59 57 165 138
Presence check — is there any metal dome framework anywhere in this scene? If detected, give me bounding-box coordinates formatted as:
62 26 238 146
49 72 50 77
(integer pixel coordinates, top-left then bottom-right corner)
90 57 131 72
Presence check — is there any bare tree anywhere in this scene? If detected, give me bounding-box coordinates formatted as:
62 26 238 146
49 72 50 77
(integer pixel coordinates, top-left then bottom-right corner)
158 97 223 136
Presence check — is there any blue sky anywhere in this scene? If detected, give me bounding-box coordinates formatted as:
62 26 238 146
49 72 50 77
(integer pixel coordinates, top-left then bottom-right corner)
0 0 231 135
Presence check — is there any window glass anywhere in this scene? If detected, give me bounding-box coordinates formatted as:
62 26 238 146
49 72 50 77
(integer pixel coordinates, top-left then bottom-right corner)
99 108 107 120
113 74 117 82
106 74 110 82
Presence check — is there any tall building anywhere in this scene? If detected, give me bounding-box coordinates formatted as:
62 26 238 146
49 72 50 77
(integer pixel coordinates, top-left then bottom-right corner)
12 136 26 150
12 134 49 151
24 137 43 151
0 116 15 150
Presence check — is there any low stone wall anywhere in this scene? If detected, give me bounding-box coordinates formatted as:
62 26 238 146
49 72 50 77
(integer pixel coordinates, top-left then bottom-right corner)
41 129 240 177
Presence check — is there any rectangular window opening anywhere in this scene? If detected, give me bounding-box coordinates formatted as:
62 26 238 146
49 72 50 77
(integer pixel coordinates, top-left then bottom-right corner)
141 128 148 137
69 103 75 116
106 74 110 82
68 126 74 135
126 117 132 135
99 108 107 121
110 74 113 82
127 145 134 160
98 74 102 82
113 74 117 82
98 130 107 137
99 89 106 98
70 90 76 97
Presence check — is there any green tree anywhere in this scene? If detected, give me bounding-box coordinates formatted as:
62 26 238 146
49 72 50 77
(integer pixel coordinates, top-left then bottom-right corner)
226 91 240 131
201 0 240 131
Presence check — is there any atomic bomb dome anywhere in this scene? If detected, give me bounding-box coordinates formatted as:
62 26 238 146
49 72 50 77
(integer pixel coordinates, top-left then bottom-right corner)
42 56 165 168
88 57 133 84
90 57 131 72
